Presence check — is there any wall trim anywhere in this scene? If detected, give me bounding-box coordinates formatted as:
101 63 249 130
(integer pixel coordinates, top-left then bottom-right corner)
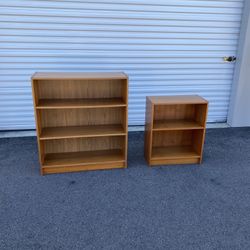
228 0 250 127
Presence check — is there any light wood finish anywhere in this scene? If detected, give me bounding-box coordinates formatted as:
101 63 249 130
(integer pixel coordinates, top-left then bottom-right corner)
152 146 200 159
144 95 208 166
36 98 126 109
42 136 124 154
40 125 125 140
32 72 127 80
31 72 128 175
153 130 194 148
36 79 124 99
31 77 44 175
152 146 200 164
150 158 200 166
144 97 154 163
43 161 126 174
148 95 208 105
43 149 124 168
39 108 124 128
153 120 203 131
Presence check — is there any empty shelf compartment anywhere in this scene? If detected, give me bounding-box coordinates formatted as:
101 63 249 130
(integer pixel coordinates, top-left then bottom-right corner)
43 149 125 168
152 145 200 160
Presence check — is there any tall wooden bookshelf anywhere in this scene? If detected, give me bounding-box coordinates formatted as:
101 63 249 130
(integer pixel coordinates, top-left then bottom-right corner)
144 95 208 166
31 72 128 175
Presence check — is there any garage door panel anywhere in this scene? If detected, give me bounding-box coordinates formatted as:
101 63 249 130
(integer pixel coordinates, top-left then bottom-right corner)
0 2 243 16
0 6 243 23
0 29 240 40
0 49 240 57
0 36 240 46
0 56 239 64
0 0 244 129
0 15 242 29
0 22 241 35
0 65 236 76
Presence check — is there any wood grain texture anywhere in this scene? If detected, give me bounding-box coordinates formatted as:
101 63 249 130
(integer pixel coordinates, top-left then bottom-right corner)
152 130 193 148
198 103 209 163
31 72 128 175
40 125 125 140
152 146 200 159
144 97 154 163
32 80 44 175
42 149 125 174
153 120 203 131
36 79 124 99
39 108 124 128
150 158 200 166
36 98 126 109
43 149 124 167
154 104 195 121
42 162 126 175
41 130 125 155
123 78 129 167
32 72 128 80
144 95 208 167
148 95 208 105
195 104 208 127
192 130 204 156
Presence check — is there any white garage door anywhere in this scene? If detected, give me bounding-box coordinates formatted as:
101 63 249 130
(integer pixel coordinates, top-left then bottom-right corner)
0 0 244 129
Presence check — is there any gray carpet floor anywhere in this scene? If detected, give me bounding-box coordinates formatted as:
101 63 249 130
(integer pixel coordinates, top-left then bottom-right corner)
0 128 250 250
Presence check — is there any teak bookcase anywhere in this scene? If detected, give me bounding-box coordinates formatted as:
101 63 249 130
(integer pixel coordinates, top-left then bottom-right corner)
31 72 128 175
144 95 208 166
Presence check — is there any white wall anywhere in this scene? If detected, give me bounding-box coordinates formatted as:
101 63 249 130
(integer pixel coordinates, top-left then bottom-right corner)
228 0 250 127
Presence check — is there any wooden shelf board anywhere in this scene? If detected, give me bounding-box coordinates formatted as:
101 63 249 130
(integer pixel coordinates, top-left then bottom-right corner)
42 162 126 174
40 124 126 140
153 120 203 131
43 149 124 168
36 98 126 109
32 72 128 80
151 146 200 160
148 95 208 105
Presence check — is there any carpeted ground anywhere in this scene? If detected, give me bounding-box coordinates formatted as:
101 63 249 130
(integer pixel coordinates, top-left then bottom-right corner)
0 128 250 250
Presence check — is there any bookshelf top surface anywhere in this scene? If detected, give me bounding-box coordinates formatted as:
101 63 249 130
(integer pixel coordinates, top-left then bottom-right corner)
147 95 208 105
32 72 128 80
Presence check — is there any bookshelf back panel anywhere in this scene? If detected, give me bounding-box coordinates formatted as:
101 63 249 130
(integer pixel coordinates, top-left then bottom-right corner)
154 104 195 121
152 130 204 155
42 136 125 154
34 79 126 100
154 104 207 126
153 130 194 147
39 108 125 128
195 104 208 127
192 129 204 155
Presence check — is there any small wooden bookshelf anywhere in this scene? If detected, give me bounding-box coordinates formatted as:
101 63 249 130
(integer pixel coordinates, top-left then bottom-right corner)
144 95 208 166
31 72 128 175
